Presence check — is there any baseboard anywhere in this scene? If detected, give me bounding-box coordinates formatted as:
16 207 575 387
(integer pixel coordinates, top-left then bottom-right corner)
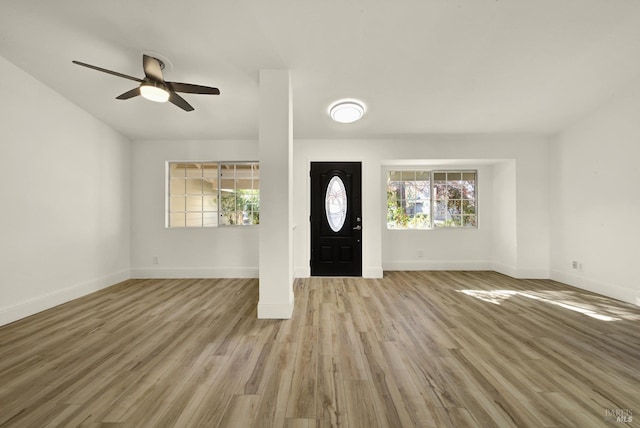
515 267 550 279
294 267 310 278
551 269 638 307
131 267 259 279
257 299 294 319
383 261 492 271
363 266 384 278
0 269 130 327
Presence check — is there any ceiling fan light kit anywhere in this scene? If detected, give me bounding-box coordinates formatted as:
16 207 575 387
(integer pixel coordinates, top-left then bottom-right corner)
140 81 170 103
72 54 220 111
329 100 365 123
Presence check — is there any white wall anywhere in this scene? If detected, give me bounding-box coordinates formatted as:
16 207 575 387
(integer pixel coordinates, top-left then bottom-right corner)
382 163 494 271
0 55 131 326
492 160 517 276
130 139 260 278
550 77 640 306
293 136 550 278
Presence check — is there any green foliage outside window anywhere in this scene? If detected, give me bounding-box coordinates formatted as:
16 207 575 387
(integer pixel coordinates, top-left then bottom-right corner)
221 190 260 225
387 170 477 229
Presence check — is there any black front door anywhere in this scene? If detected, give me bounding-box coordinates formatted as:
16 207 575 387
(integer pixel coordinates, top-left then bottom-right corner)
310 162 362 276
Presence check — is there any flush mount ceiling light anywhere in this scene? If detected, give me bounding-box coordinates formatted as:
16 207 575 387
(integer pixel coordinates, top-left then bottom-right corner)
329 100 365 123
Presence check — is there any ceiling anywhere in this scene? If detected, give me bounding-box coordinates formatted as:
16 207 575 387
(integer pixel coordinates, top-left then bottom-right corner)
2 0 640 141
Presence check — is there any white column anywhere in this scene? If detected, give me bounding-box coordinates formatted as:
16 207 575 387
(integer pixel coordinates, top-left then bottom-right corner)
258 70 294 319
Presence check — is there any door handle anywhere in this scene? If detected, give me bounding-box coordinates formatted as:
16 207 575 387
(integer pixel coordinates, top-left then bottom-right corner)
353 225 362 230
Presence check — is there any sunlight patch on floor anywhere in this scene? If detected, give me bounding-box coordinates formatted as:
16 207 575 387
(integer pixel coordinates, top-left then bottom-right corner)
457 289 623 321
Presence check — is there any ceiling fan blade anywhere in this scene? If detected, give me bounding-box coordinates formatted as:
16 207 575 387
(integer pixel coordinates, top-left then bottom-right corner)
166 81 220 95
143 54 164 82
116 87 141 100
72 60 142 83
168 92 194 112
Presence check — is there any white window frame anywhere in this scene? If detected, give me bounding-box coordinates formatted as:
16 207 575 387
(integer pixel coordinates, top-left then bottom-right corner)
387 169 477 230
166 161 259 228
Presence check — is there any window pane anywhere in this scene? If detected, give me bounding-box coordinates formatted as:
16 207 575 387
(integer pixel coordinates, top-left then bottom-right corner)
404 181 417 199
416 171 429 181
236 163 252 177
203 194 217 211
433 182 447 200
388 182 401 196
401 171 415 181
186 179 202 194
447 184 461 200
433 172 446 181
462 181 475 199
170 164 186 178
405 201 416 216
186 212 202 227
220 164 235 180
220 178 235 192
463 172 475 181
434 200 447 224
202 164 218 178
170 196 185 212
416 181 430 198
389 171 402 182
463 200 476 214
186 165 201 178
326 176 347 232
220 211 242 225
447 200 461 214
447 172 462 181
235 179 252 190
186 195 202 211
464 215 477 227
220 190 235 210
170 179 185 194
203 179 217 195
387 182 405 228
203 212 217 227
170 212 185 227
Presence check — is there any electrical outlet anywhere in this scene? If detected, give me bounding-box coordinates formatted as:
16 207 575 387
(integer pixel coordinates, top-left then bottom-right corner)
153 256 159 265
417 249 424 258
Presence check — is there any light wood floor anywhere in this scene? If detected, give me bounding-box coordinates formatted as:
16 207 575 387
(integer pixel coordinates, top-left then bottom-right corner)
1 272 639 427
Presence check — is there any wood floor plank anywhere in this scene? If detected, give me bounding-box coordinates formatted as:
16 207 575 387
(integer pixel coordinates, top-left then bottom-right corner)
0 272 638 427
285 322 318 419
316 356 346 427
343 380 379 428
250 342 297 428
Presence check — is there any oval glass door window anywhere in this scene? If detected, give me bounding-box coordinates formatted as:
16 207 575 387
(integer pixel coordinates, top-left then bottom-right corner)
325 176 347 232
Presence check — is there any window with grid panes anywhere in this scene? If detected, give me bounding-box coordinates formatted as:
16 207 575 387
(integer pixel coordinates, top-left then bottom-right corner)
168 162 259 227
387 170 476 229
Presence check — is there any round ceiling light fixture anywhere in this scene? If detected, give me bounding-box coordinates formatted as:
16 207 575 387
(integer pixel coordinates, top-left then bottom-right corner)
140 81 170 103
329 100 365 123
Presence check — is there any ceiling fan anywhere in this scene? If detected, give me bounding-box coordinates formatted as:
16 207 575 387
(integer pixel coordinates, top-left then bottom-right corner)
72 54 220 111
